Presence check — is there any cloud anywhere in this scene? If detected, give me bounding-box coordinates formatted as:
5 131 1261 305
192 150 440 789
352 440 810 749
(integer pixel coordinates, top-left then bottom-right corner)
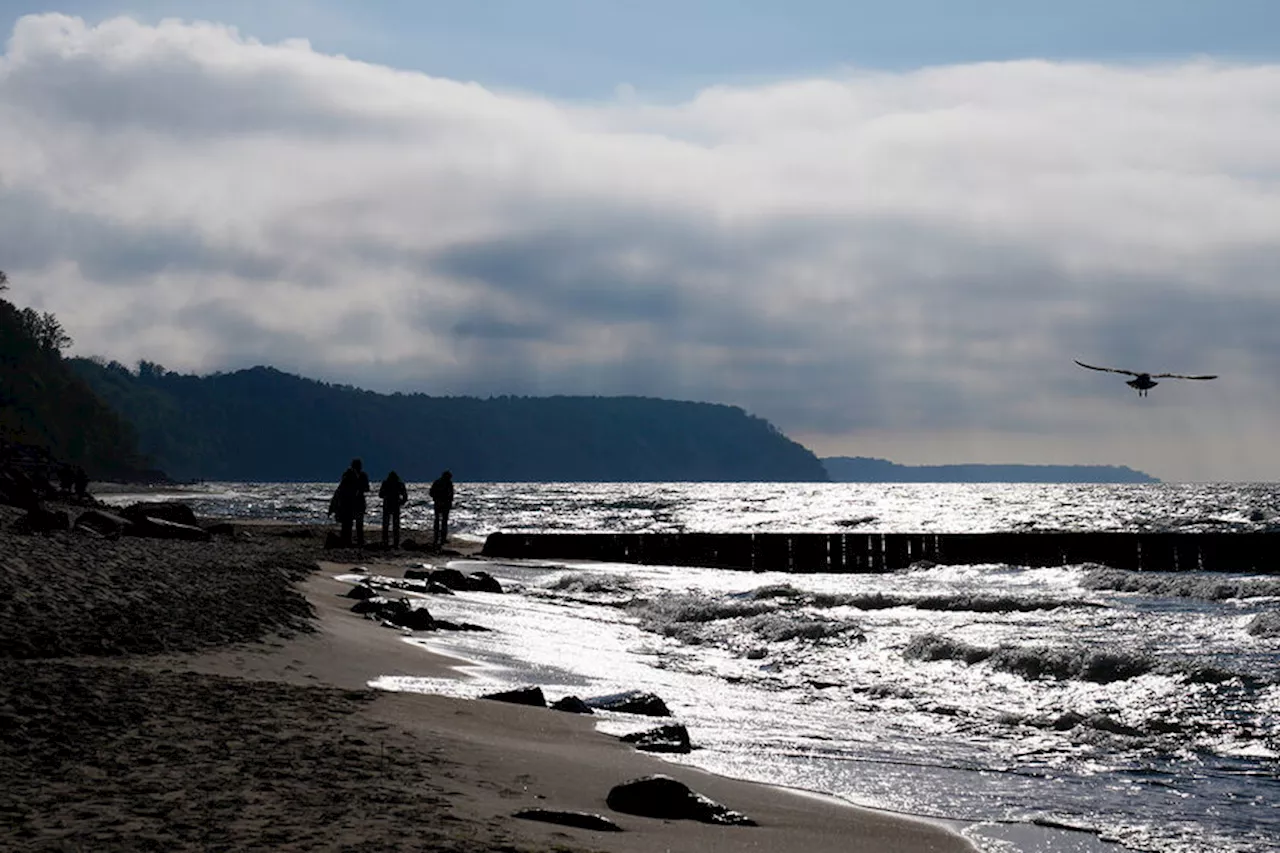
3 13 1280 479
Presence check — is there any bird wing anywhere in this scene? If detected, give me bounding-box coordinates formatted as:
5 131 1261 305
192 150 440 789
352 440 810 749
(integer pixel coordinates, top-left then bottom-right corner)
1075 360 1139 377
1151 372 1217 380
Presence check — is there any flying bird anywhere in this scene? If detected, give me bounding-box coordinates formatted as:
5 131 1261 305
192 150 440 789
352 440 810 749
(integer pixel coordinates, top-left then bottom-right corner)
1075 360 1217 397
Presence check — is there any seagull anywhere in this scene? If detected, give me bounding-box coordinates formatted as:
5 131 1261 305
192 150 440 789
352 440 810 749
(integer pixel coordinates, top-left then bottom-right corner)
1075 360 1217 397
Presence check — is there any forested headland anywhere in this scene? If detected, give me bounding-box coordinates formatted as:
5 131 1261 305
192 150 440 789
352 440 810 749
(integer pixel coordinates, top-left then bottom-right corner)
822 456 1158 484
0 273 152 479
70 359 830 483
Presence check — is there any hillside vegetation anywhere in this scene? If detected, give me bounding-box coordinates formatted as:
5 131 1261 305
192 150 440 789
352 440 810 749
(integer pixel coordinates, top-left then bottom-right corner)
0 276 149 479
71 360 830 483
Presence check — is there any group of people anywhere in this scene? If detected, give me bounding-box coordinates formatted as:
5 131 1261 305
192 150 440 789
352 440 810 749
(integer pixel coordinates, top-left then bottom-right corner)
328 458 454 549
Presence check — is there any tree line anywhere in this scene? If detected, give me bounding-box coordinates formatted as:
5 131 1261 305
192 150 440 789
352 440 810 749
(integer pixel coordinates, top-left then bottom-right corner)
70 360 830 483
0 271 153 479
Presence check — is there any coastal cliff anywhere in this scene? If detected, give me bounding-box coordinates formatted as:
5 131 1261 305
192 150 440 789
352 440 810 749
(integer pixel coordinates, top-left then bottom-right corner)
71 360 829 483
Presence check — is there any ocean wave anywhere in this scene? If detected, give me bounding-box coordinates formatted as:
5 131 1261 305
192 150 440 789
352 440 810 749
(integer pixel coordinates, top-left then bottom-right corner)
903 633 1150 682
739 612 864 643
742 584 805 600
902 633 992 665
810 590 1093 613
542 571 638 595
628 593 860 648
630 593 775 628
904 633 1262 687
1081 568 1280 601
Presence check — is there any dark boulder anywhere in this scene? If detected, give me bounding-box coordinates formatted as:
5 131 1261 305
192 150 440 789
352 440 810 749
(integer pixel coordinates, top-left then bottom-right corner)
481 686 546 707
605 775 755 825
514 808 622 832
345 583 377 600
120 501 199 527
427 568 470 591
468 571 503 593
73 509 130 539
550 695 594 714
586 690 671 717
433 619 490 632
620 723 692 754
389 606 435 631
402 570 454 595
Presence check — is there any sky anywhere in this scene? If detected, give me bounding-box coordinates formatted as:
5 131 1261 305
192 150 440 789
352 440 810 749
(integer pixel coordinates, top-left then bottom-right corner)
2 3 1280 482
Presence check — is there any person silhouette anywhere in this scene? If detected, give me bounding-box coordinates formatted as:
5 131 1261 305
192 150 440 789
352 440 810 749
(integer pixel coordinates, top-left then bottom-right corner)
429 469 454 548
379 470 409 548
328 458 370 546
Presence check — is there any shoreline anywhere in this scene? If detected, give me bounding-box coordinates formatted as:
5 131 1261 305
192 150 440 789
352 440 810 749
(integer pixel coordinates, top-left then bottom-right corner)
198 550 982 853
304 547 1118 852
1 510 977 852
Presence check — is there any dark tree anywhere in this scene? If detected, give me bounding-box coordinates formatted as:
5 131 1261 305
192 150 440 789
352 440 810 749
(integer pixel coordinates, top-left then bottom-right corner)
18 307 73 355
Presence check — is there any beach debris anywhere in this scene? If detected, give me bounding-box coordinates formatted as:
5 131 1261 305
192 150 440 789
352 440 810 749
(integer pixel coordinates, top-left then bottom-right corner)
481 685 546 707
513 808 623 832
127 515 212 541
619 723 692 754
585 690 671 717
119 501 199 528
549 695 593 714
72 509 130 538
606 775 756 826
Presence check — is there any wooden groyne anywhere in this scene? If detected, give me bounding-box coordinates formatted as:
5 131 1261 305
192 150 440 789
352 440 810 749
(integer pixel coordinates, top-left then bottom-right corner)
480 531 1280 573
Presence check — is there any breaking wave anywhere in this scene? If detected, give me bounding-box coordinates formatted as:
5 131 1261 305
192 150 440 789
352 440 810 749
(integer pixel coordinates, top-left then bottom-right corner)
1082 568 1280 601
901 633 1250 685
628 592 862 648
542 571 638 595
741 584 1093 613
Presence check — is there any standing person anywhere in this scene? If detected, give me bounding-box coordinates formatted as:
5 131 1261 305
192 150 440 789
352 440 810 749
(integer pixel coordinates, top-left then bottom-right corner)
328 458 370 547
429 469 454 549
379 470 408 548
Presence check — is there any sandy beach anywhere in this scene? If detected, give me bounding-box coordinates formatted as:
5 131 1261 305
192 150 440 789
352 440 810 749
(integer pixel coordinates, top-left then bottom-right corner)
1 505 975 852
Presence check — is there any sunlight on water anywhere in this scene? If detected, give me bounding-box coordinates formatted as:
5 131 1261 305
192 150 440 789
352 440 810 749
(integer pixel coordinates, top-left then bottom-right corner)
368 553 1279 853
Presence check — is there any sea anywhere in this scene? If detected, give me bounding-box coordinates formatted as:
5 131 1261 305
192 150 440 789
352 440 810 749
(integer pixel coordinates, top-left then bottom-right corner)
100 481 1280 853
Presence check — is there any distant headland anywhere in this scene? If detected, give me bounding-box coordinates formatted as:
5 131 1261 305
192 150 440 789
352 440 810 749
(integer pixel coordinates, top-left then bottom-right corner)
821 456 1158 484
